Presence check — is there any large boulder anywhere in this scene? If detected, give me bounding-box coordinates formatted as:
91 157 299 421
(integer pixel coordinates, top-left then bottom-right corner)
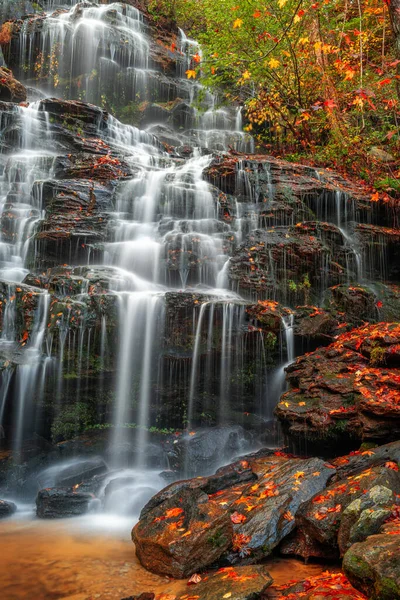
133 450 334 576
275 322 400 451
295 463 400 557
343 524 400 599
132 487 233 578
213 454 334 562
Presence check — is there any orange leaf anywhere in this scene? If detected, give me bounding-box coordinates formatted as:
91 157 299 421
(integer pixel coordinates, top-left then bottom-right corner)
231 511 247 524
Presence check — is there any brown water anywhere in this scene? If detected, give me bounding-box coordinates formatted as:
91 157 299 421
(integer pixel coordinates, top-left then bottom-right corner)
0 519 335 600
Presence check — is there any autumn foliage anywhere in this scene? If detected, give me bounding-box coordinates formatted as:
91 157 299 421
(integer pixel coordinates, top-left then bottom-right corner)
156 0 400 181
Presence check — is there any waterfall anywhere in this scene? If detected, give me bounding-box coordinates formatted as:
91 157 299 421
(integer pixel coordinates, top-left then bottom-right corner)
0 0 391 488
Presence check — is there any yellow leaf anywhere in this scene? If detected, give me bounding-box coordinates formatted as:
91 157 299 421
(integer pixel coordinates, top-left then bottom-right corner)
242 70 251 80
299 37 309 45
185 69 196 79
223 594 232 599
233 18 243 28
344 69 355 80
268 58 280 69
294 14 301 23
278 0 288 7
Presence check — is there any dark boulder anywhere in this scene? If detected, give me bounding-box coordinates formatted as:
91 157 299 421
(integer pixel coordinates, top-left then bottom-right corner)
165 426 253 476
134 450 334 575
0 499 17 518
132 487 233 578
212 454 334 562
36 487 94 518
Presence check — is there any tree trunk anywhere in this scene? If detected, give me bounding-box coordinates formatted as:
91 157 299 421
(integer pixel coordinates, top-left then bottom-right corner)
388 0 400 99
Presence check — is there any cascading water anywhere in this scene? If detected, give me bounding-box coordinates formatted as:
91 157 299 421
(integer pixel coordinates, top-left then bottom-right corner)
0 0 395 525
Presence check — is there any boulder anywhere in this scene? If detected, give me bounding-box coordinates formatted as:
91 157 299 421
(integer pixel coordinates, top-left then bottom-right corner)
0 499 17 518
213 454 334 562
330 440 400 480
132 487 233 578
343 527 400 599
134 450 334 575
275 322 400 451
338 485 395 555
296 464 400 556
36 487 94 518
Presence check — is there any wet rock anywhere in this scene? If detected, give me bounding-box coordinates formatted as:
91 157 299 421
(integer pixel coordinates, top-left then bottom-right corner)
53 457 107 488
171 102 196 129
331 440 400 480
182 565 272 599
355 224 400 281
137 450 334 573
228 222 350 303
325 284 378 325
338 485 395 556
141 458 256 517
293 305 339 341
36 487 93 518
166 426 253 476
296 464 400 556
275 323 400 450
343 528 400 599
0 499 17 518
0 67 26 102
146 124 182 148
246 300 291 333
32 178 116 269
279 527 338 560
52 153 132 181
214 454 334 562
139 103 171 126
0 1 36 22
267 572 366 600
132 487 233 578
